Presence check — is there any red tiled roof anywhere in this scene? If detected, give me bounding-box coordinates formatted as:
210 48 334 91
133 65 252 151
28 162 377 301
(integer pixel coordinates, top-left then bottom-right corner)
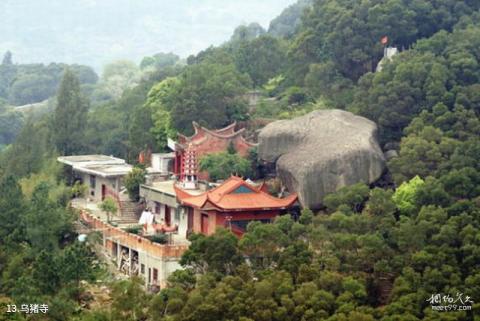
173 185 195 200
175 176 297 211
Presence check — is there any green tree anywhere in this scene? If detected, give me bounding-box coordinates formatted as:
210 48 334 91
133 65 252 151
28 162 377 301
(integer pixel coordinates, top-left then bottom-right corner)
299 208 314 225
0 175 26 244
1 117 49 178
234 35 287 87
323 183 370 213
128 103 157 160
0 108 24 146
0 61 16 100
72 181 88 198
268 0 313 38
239 221 288 271
165 63 251 135
230 23 266 43
140 52 179 70
4 62 95 106
167 269 197 291
99 60 140 100
392 176 424 216
25 182 74 251
415 177 452 208
181 229 243 275
58 242 97 298
353 24 480 142
364 188 396 217
2 51 13 65
278 241 313 279
85 82 150 158
147 77 180 150
304 61 354 107
199 152 252 181
53 68 89 155
124 167 146 202
388 126 457 183
99 197 118 223
31 250 60 295
440 167 480 199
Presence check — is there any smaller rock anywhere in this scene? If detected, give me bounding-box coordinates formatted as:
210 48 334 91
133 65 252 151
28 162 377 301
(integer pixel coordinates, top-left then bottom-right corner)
384 141 400 150
384 150 399 161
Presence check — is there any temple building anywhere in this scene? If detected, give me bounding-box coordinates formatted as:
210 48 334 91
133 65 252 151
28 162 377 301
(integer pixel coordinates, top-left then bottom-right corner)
140 122 296 239
168 122 256 181
175 176 297 236
140 176 298 238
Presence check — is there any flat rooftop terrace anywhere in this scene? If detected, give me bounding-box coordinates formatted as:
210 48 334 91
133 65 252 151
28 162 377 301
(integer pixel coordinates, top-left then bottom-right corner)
57 155 132 177
78 163 133 178
142 180 204 197
58 154 126 166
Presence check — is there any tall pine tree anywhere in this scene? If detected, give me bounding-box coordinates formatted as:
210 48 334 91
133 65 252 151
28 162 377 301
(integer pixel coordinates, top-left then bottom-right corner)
0 175 26 245
1 51 12 65
53 69 89 155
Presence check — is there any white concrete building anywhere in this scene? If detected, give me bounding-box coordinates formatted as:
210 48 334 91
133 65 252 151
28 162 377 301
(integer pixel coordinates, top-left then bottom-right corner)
58 155 133 202
376 46 399 72
79 210 187 291
139 180 204 244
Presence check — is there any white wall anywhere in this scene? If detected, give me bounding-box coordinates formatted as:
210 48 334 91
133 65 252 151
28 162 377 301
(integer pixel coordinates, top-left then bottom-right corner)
176 207 188 239
76 172 120 202
144 200 189 242
137 250 182 288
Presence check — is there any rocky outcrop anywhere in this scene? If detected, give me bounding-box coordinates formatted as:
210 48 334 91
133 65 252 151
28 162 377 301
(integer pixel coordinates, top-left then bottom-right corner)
258 110 385 209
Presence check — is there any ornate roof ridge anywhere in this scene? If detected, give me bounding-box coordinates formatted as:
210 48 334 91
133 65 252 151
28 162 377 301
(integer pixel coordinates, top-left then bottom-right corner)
202 126 247 139
178 122 255 145
175 176 298 210
213 121 236 134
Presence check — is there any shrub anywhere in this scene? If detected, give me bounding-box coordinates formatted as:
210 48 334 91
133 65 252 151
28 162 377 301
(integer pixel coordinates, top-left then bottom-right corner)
124 167 146 201
199 152 252 181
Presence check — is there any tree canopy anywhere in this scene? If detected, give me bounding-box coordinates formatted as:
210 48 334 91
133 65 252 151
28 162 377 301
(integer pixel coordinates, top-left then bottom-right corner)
0 52 97 106
199 152 253 181
147 62 251 137
53 69 89 155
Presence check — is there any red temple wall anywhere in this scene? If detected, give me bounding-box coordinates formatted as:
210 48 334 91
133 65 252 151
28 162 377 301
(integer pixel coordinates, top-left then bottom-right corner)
176 123 255 180
193 135 252 180
193 135 250 157
175 135 253 180
192 208 202 234
209 211 217 236
215 210 281 227
190 207 282 236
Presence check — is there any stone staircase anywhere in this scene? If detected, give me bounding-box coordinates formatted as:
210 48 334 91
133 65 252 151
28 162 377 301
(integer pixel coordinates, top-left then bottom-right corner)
111 200 141 225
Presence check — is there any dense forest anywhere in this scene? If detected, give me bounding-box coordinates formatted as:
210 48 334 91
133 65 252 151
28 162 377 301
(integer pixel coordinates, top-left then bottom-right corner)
1 0 480 320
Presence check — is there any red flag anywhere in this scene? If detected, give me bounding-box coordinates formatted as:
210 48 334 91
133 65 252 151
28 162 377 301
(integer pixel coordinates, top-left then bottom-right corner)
381 36 388 45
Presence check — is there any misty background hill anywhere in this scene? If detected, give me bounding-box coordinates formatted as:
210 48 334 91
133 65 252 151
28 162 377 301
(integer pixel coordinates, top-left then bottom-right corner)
0 0 297 71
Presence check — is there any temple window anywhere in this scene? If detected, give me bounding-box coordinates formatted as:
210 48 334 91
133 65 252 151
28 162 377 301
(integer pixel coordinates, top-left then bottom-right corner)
153 268 158 284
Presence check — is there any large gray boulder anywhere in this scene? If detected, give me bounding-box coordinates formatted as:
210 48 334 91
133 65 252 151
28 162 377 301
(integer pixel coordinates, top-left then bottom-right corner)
258 109 385 209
